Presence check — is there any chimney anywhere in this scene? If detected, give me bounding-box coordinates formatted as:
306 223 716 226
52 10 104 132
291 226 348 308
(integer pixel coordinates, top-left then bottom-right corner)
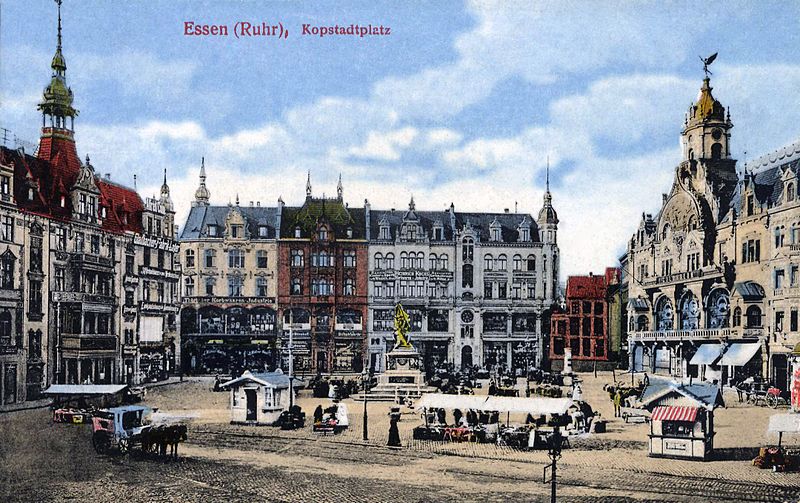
257 201 261 207
105 173 111 180
662 193 667 204
504 208 509 213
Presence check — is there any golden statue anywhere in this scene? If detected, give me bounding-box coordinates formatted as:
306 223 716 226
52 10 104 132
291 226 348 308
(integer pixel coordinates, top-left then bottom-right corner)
393 304 412 350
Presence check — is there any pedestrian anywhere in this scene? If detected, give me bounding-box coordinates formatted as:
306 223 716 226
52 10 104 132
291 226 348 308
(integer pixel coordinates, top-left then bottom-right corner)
613 389 622 417
453 408 463 426
313 404 323 424
387 411 401 447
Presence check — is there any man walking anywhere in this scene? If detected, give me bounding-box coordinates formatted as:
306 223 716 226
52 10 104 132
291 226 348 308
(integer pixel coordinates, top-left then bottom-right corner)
613 389 622 418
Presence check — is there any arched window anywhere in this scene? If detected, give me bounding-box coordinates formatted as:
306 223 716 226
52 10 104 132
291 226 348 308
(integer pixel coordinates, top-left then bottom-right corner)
484 254 493 271
711 142 722 160
416 252 425 269
746 305 762 328
636 315 649 331
707 289 730 328
732 307 742 327
688 216 697 231
400 252 409 269
374 252 383 270
656 297 674 331
439 255 449 270
661 224 670 240
291 278 302 295
462 237 474 262
385 253 395 269
680 292 700 330
343 278 355 296
429 254 438 270
513 255 522 271
527 254 536 271
497 254 507 271
788 182 796 202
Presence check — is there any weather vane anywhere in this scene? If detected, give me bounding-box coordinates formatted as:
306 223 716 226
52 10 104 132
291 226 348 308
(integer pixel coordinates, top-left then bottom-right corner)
699 52 718 77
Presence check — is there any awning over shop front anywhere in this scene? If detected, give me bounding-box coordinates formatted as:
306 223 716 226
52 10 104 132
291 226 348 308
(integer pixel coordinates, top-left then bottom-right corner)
43 384 128 396
416 393 491 411
627 298 649 311
689 343 724 365
719 343 761 366
734 281 765 301
416 393 573 415
651 405 698 422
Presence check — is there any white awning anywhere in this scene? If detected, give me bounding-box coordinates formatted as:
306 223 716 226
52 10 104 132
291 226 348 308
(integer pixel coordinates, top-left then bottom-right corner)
719 343 761 366
43 384 128 396
768 413 800 434
483 396 573 415
689 343 724 365
416 393 573 415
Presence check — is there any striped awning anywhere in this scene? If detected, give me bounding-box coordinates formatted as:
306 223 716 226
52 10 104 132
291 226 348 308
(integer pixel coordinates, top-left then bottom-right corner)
651 405 698 422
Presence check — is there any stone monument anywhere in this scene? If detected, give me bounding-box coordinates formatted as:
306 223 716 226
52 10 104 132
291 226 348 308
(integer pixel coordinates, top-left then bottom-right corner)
366 304 435 401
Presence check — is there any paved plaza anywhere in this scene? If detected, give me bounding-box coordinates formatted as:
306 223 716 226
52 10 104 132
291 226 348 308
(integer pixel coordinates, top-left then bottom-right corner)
2 372 800 502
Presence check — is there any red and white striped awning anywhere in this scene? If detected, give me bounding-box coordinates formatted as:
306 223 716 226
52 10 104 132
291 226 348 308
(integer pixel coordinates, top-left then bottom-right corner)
651 405 698 422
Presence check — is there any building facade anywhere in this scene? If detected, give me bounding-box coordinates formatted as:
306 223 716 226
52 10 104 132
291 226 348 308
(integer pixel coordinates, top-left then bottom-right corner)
623 71 800 389
179 163 280 376
0 2 180 402
550 269 618 370
366 182 560 376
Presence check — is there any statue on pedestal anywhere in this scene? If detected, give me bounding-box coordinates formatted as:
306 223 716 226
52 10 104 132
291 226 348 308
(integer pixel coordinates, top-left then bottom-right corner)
393 304 412 350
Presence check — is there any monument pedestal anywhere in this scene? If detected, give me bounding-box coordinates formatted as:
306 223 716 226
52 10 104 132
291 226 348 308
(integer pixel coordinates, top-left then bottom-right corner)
356 347 435 402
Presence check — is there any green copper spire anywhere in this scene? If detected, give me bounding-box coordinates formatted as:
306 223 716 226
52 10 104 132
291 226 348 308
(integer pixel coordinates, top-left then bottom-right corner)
38 0 78 128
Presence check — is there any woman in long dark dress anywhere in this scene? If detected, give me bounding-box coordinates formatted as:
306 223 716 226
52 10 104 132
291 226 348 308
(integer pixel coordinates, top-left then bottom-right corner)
313 405 324 424
388 412 401 447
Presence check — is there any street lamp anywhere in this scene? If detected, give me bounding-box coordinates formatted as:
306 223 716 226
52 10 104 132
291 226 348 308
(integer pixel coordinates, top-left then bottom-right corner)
546 426 563 503
361 368 369 441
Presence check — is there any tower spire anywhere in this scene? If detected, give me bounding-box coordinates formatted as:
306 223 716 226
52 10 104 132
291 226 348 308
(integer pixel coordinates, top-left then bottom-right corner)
337 173 343 200
56 0 63 53
193 157 210 206
546 156 550 192
306 170 312 198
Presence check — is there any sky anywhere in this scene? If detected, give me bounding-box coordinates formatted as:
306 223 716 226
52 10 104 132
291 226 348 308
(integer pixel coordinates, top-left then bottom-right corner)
3 0 800 279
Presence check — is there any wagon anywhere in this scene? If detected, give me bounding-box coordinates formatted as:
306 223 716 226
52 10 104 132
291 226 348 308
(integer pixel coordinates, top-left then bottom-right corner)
91 405 153 454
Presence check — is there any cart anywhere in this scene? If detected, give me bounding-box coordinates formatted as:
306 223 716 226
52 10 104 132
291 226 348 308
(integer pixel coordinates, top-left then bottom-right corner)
766 387 790 409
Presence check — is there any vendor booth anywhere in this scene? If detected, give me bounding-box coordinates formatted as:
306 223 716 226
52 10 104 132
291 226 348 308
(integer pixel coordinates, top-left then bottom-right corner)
639 377 723 461
221 370 299 426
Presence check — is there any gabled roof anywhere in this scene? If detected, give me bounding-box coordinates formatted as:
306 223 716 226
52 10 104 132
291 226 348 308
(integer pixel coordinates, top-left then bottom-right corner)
368 208 454 242
566 274 606 299
221 370 298 389
638 376 724 411
279 197 365 239
180 205 279 240
455 211 540 243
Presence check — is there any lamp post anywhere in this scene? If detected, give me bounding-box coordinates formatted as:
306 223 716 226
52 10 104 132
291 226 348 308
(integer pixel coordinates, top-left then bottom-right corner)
362 368 369 441
547 426 563 503
288 309 295 413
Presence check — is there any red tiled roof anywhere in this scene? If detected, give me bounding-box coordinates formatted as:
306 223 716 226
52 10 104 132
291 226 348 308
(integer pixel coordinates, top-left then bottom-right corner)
0 134 143 234
565 274 607 300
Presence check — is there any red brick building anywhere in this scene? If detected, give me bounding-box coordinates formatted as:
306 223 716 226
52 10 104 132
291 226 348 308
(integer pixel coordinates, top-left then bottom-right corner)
550 268 618 366
277 177 368 375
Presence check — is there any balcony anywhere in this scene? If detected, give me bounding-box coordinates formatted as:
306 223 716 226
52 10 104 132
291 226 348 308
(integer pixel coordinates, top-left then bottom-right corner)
61 334 116 351
71 253 113 270
627 327 764 342
51 291 115 304
641 265 721 288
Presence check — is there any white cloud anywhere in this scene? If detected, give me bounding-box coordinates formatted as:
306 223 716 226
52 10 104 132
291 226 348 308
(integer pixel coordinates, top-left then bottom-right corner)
348 127 419 161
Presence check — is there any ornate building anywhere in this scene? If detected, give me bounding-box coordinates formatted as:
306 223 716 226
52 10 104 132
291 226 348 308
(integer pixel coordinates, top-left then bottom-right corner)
276 175 368 375
623 69 800 389
366 179 560 376
179 162 280 375
0 2 180 402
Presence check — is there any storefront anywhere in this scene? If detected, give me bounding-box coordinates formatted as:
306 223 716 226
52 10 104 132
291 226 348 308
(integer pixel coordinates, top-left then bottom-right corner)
649 405 715 460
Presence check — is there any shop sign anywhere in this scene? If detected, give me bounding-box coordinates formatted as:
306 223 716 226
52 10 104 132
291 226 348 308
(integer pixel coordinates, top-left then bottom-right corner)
792 363 800 412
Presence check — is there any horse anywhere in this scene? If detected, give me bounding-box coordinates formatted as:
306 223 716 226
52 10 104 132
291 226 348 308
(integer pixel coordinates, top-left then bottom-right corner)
167 424 188 459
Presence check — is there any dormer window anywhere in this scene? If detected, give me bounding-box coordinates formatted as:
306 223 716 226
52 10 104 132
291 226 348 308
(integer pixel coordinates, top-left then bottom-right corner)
101 207 107 218
318 227 328 241
208 224 218 237
380 224 390 240
60 196 66 208
347 227 353 238
258 225 268 238
231 224 242 238
0 176 9 196
746 194 755 216
788 182 796 203
433 227 443 240
295 226 302 238
491 227 501 242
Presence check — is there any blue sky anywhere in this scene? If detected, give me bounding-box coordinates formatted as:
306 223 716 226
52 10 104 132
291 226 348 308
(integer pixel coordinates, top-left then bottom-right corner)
3 1 800 278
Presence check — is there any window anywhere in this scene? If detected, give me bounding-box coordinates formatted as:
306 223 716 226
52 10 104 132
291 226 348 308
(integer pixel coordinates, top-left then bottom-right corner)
0 216 13 242
741 239 760 263
379 225 390 240
291 277 302 295
294 227 301 238
792 265 799 287
185 249 195 267
484 254 493 271
788 182 796 203
775 268 785 289
746 305 762 328
158 250 166 270
29 280 42 314
257 250 268 268
385 253 394 269
205 277 214 296
512 283 521 299
204 249 215 268
733 307 742 327
185 277 195 296
374 253 383 270
497 254 507 271
775 227 786 248
30 237 42 273
318 227 328 241
686 253 700 272
400 252 409 269
776 311 785 332
291 249 304 267
440 255 449 270
0 176 9 195
462 237 474 261
746 194 755 216
792 310 798 332
143 247 151 267
55 267 65 291
256 277 268 296
228 276 243 296
258 225 268 238
207 225 218 237
513 255 522 271
343 250 356 268
484 282 493 299
373 309 393 331
0 254 14 289
498 282 507 299
429 254 438 271
228 249 245 268
125 254 134 276
55 227 66 250
74 232 84 252
527 254 536 272
462 264 473 288
343 278 355 296
157 282 165 303
142 280 151 301
374 282 383 298
231 224 243 238
527 282 536 299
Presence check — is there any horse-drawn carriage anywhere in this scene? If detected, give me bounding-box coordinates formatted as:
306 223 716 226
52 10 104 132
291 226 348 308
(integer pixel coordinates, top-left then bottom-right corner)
91 405 187 457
